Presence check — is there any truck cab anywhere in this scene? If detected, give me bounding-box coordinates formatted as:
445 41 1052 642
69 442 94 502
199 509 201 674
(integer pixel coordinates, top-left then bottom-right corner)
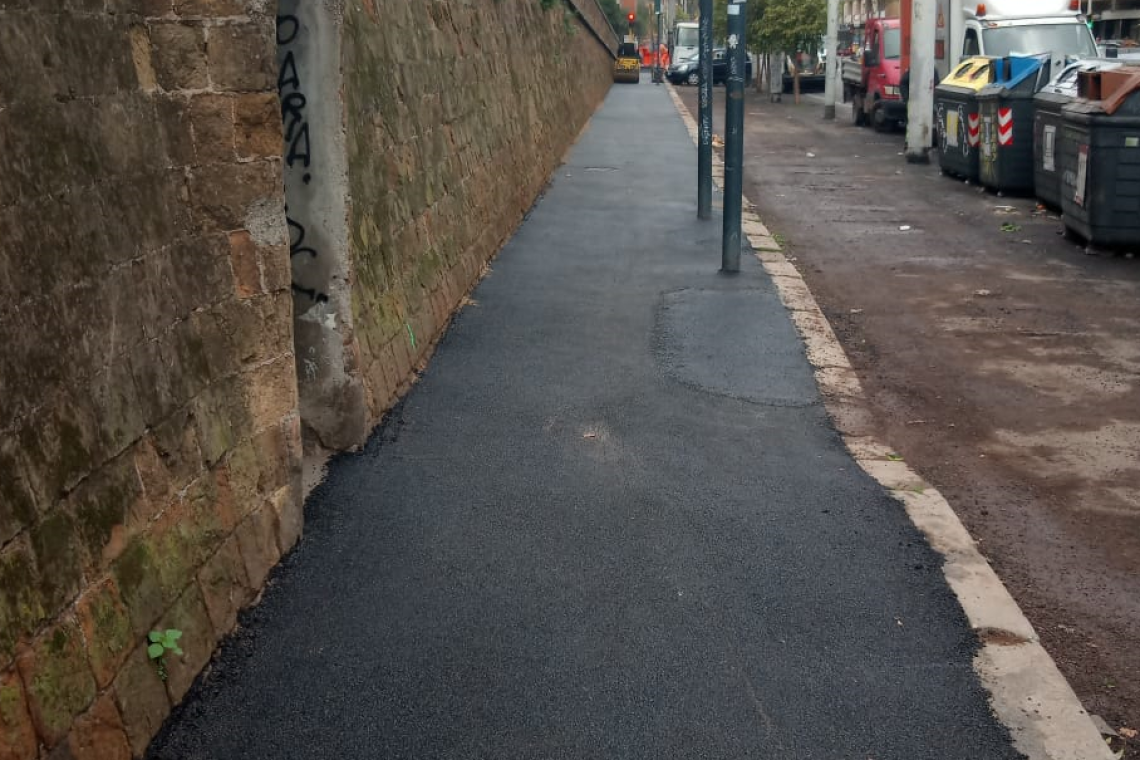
844 18 905 130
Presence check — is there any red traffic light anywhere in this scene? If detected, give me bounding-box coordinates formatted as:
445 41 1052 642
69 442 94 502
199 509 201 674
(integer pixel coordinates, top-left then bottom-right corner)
627 12 635 21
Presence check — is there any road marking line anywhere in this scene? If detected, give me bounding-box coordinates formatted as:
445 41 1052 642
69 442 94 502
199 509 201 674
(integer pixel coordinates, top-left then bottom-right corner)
664 82 1114 760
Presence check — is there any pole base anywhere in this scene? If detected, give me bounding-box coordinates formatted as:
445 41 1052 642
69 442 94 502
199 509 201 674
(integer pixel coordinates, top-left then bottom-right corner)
904 149 930 164
823 104 836 120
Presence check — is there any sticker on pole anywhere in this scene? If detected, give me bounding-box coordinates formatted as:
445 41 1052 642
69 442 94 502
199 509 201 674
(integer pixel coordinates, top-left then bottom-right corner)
728 4 741 14
728 33 739 48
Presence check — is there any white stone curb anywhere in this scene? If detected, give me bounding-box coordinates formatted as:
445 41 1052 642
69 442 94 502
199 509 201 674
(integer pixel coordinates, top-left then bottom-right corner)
664 83 1113 760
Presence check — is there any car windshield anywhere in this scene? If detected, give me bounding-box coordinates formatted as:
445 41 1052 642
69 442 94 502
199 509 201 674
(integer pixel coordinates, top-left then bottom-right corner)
883 28 901 59
676 26 698 48
982 23 1097 59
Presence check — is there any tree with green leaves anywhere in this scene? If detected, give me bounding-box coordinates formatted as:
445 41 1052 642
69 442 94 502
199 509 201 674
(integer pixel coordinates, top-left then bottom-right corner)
753 0 824 100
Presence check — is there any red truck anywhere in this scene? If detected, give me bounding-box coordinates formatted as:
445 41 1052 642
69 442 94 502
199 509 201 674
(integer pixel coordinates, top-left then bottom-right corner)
842 18 905 131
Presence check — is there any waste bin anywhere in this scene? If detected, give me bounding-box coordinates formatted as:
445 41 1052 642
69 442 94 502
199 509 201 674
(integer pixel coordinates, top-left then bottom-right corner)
1059 69 1140 245
936 57 996 182
1035 60 1125 209
976 55 1050 193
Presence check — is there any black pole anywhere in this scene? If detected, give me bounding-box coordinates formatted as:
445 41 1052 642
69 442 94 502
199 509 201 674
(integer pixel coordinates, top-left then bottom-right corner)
697 0 712 220
721 0 746 273
654 0 663 83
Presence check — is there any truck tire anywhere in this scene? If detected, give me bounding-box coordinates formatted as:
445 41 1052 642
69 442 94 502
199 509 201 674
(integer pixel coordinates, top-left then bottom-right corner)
852 93 867 126
872 102 889 132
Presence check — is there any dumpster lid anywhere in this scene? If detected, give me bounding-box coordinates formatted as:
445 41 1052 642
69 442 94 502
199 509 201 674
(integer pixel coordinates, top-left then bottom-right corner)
990 54 1050 90
939 57 995 91
1076 68 1140 114
1040 58 1131 97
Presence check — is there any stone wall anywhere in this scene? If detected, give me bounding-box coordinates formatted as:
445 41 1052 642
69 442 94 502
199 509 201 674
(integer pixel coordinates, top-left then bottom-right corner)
0 0 300 757
284 0 616 436
0 0 614 754
345 0 615 422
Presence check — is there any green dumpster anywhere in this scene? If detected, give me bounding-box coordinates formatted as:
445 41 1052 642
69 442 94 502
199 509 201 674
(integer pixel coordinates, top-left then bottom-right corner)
1035 61 1120 209
977 55 1050 193
1060 69 1140 245
936 57 996 182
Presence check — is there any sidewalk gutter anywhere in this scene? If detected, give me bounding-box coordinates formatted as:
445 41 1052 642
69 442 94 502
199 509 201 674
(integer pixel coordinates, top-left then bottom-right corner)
663 83 1114 760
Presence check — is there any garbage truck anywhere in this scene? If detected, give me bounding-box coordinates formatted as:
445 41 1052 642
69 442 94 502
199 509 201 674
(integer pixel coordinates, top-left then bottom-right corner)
906 0 1098 92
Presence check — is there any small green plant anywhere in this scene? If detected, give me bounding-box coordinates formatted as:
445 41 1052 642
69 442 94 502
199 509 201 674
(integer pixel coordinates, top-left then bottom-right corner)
147 629 183 682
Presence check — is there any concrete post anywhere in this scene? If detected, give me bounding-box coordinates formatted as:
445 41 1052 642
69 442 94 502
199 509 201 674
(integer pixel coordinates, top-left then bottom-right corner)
905 0 936 162
824 0 840 119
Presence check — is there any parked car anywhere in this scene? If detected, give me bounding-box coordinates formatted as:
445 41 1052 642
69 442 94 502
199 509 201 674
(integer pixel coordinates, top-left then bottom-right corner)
666 48 753 86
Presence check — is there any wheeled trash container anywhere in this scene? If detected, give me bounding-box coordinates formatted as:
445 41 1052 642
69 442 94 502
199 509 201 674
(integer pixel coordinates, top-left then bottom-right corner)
936 57 996 182
1034 60 1132 209
1059 69 1140 245
976 55 1050 193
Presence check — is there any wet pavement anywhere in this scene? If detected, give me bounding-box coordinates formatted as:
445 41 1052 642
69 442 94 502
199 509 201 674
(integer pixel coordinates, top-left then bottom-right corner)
148 76 1022 760
676 82 1140 757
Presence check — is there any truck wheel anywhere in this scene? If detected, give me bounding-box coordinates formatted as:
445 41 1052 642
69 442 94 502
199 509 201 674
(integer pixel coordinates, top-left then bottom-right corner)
852 94 867 126
872 103 889 132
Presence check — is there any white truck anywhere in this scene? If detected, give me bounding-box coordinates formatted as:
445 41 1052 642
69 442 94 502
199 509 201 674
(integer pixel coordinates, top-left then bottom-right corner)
673 21 699 63
928 0 1098 85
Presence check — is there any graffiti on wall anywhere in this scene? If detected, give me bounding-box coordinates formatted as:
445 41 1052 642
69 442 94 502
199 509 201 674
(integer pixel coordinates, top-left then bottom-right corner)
276 13 329 305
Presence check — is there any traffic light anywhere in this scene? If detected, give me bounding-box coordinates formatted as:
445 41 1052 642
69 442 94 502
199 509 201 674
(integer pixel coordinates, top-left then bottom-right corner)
627 11 635 29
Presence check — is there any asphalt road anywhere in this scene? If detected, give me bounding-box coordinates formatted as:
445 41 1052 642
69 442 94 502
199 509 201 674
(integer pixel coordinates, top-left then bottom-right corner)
148 75 1021 760
676 82 1140 756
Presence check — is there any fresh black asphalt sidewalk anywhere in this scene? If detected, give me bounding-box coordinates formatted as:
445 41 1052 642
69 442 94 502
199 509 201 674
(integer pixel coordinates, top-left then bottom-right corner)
149 76 1022 760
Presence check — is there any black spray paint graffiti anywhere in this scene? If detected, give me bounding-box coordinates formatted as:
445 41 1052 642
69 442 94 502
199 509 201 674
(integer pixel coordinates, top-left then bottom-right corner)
277 13 328 304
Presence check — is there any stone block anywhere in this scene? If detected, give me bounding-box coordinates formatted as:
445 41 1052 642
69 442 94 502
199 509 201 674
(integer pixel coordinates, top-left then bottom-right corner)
28 510 84 618
66 694 130 760
228 230 262 298
147 22 207 92
75 580 132 690
196 534 249 639
173 0 247 16
234 504 280 590
0 439 38 546
190 94 235 165
16 619 96 748
260 241 292 294
88 355 148 463
19 396 102 509
147 409 205 500
157 583 216 705
234 93 281 160
0 539 47 664
130 437 173 521
269 484 301 555
191 375 249 466
188 161 280 232
111 645 169 758
206 23 275 92
244 357 299 427
154 94 195 169
70 457 142 573
0 668 37 760
109 536 166 639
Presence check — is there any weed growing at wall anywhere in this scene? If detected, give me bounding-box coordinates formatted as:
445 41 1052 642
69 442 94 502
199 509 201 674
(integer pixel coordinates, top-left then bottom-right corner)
147 629 183 682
